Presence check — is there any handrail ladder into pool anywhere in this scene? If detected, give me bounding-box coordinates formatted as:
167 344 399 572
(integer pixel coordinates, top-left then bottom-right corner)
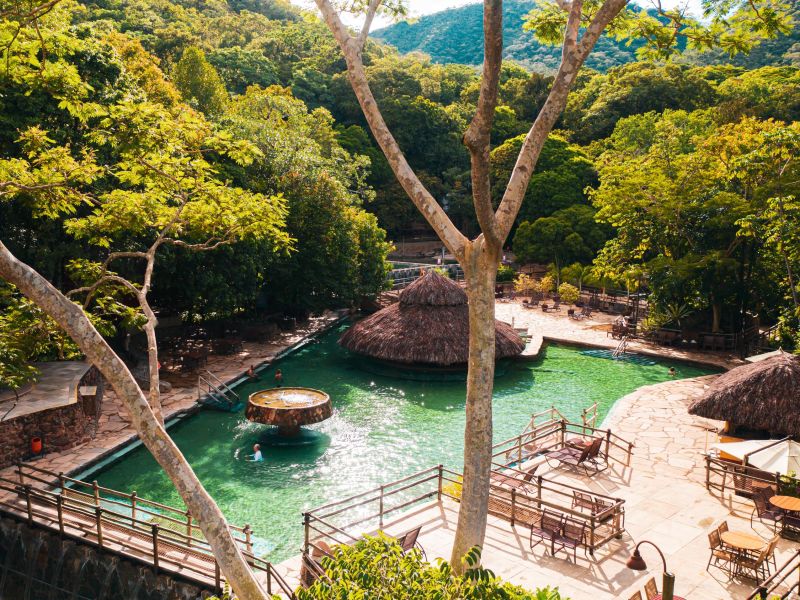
4 463 296 598
302 464 626 563
198 370 242 412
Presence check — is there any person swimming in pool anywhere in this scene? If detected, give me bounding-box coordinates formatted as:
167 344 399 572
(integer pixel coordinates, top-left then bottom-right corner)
274 369 283 387
668 367 676 377
250 444 263 462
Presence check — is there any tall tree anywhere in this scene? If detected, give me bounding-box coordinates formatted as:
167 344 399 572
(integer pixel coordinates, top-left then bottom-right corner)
312 0 792 570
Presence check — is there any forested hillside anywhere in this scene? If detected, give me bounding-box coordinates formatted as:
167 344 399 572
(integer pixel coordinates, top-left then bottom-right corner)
373 1 799 72
2 0 800 375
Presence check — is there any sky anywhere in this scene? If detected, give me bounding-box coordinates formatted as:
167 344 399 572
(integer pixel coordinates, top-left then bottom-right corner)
291 0 704 28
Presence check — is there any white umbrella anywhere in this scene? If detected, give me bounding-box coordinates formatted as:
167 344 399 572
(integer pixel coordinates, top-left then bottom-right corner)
713 439 800 475
746 440 800 475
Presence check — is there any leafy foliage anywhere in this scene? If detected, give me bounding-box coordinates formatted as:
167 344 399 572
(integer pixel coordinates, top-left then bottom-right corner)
297 536 567 600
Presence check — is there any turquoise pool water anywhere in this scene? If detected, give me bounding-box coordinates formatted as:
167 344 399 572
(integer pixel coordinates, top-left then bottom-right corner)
89 324 713 562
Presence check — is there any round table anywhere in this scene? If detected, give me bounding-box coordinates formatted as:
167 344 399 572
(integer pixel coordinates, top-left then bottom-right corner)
770 495 800 512
721 530 766 552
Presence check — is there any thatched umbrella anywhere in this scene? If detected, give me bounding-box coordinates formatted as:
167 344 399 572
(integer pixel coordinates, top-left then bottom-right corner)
688 351 800 437
339 270 525 366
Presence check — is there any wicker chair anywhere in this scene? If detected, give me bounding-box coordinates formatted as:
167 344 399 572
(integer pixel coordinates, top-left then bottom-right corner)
706 527 735 575
751 488 783 533
627 592 642 600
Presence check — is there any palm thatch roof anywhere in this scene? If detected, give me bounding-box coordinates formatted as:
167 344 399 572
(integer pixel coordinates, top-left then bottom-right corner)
339 271 525 366
688 352 800 437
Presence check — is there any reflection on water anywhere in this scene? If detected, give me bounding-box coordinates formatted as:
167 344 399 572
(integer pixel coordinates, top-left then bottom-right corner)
91 324 713 562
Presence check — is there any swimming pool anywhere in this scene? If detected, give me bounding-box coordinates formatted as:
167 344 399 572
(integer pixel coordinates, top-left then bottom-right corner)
86 324 713 562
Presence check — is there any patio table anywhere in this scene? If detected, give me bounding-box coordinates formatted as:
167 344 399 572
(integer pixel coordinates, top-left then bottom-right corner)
651 595 686 600
770 495 800 513
721 530 765 553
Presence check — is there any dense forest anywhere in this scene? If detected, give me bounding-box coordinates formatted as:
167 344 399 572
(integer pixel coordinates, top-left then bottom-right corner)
374 0 800 73
1 0 799 385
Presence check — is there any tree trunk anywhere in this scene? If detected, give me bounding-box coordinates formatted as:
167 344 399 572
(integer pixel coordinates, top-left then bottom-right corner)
712 302 722 333
0 243 267 600
141 302 164 425
450 239 500 570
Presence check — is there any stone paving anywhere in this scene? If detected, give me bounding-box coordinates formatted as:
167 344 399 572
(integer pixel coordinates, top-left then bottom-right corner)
324 376 798 600
496 299 744 370
0 311 346 480
6 299 794 599
0 361 90 419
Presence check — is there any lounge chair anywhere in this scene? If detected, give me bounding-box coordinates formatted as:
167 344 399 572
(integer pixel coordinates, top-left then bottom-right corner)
545 437 606 475
491 465 539 493
396 525 426 559
530 509 563 554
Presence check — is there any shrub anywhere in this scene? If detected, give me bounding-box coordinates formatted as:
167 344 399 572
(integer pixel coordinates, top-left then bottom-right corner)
297 536 567 599
557 283 580 305
497 264 517 282
537 275 555 295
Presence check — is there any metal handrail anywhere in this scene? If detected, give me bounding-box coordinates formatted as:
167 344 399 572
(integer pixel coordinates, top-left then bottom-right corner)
200 369 240 401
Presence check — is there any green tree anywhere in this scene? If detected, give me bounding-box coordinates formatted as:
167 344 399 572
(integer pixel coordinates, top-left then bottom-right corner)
173 46 229 116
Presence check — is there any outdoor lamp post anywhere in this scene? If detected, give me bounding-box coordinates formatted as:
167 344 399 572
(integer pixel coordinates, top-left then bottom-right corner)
626 540 675 600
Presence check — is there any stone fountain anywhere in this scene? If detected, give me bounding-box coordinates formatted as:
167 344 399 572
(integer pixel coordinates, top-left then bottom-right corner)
245 387 332 440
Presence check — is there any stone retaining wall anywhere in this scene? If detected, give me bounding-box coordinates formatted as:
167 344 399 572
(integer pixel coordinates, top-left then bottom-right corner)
0 367 104 468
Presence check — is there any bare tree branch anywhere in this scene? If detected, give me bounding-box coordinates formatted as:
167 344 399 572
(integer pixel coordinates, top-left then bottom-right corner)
463 0 503 247
357 0 382 50
314 0 469 260
495 0 628 238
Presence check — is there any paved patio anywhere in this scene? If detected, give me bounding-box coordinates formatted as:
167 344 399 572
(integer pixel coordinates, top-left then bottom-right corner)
0 361 90 419
281 374 798 599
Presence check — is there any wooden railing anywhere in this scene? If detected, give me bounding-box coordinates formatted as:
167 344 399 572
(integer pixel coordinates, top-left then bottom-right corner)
302 464 626 559
747 549 800 599
704 455 793 498
492 420 634 471
5 463 296 597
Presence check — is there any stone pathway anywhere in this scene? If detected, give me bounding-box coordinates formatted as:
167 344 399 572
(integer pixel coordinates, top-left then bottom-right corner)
1 311 346 480
1 361 89 419
496 300 744 370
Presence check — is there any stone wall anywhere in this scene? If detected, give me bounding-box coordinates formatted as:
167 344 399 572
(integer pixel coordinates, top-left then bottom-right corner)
0 516 210 599
0 367 104 469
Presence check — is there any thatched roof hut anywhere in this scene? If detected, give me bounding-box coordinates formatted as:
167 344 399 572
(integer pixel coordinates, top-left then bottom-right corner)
339 271 525 367
688 352 800 437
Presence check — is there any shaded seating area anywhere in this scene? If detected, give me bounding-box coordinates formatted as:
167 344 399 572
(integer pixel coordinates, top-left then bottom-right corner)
705 520 781 584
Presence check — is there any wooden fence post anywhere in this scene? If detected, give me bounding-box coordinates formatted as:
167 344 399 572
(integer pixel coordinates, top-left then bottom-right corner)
186 510 192 547
130 491 137 523
378 485 385 529
510 489 516 526
95 506 104 547
92 480 100 506
151 523 159 573
303 513 310 555
17 463 24 486
244 524 253 554
56 495 64 536
536 476 543 510
24 484 33 526
437 465 443 501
